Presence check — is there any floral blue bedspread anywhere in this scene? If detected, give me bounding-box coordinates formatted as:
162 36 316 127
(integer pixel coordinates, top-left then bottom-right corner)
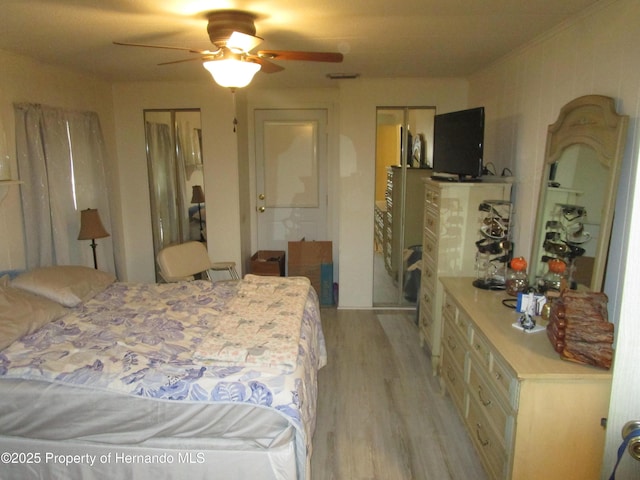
195 275 311 372
0 279 326 449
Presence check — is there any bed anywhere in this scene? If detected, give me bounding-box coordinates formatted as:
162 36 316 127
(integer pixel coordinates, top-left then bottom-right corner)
0 266 326 480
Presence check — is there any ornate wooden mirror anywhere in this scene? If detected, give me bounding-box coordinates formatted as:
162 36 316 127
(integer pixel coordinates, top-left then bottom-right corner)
530 95 628 291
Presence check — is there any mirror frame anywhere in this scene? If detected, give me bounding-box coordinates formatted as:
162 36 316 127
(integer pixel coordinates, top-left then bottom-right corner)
373 106 436 306
530 95 628 291
144 108 203 281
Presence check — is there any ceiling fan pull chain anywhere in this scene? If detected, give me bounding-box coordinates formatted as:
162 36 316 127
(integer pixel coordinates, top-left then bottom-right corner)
231 88 238 132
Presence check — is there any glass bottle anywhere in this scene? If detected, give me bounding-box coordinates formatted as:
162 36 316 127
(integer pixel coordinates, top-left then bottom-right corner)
506 257 528 296
542 258 566 292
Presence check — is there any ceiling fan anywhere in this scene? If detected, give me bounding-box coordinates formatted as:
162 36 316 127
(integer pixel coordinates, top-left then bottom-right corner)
114 9 344 88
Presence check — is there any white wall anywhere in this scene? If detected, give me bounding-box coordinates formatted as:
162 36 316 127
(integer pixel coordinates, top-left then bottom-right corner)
468 0 639 313
469 0 640 292
0 49 122 275
467 0 640 477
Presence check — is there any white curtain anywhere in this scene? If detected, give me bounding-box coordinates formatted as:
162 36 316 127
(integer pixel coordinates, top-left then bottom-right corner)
14 103 116 273
175 120 191 228
145 121 189 263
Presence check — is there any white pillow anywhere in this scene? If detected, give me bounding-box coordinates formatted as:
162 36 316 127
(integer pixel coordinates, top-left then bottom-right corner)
0 285 67 350
11 265 116 307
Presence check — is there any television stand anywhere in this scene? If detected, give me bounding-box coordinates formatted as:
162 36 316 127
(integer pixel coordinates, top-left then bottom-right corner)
430 173 481 183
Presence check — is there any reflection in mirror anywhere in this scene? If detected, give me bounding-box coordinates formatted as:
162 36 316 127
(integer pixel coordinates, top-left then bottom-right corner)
530 96 628 292
373 107 435 306
144 109 203 281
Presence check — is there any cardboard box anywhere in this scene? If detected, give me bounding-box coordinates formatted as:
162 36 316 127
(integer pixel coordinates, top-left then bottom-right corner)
288 241 333 305
250 250 286 276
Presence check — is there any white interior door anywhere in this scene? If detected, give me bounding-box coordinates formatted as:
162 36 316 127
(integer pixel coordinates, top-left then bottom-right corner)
255 109 327 251
601 173 640 479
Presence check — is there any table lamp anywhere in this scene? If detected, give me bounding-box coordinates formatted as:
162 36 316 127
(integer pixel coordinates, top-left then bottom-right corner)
78 208 110 269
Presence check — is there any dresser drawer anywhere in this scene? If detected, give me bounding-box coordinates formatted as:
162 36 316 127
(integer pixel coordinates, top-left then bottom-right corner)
470 328 492 370
443 318 467 373
421 256 436 288
419 312 433 349
424 210 438 237
468 361 511 440
470 333 518 409
444 297 474 343
419 288 435 348
467 396 508 480
490 354 517 407
442 347 466 413
420 285 435 320
441 292 458 321
424 186 440 210
423 232 437 263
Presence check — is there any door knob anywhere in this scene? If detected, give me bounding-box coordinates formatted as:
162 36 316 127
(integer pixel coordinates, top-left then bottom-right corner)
257 206 265 213
622 421 640 461
609 420 640 479
258 193 265 200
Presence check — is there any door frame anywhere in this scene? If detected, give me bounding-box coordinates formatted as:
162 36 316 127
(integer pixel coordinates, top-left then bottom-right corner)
254 108 328 251
247 104 337 275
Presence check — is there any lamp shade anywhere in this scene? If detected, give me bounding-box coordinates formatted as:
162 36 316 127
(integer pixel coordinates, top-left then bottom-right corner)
191 185 205 204
203 58 261 88
78 208 110 240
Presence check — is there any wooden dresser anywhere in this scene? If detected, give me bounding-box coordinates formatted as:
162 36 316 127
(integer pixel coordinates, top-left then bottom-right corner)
439 276 612 480
419 179 512 373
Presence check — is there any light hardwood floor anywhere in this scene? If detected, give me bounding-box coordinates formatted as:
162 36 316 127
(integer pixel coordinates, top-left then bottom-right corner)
311 308 488 480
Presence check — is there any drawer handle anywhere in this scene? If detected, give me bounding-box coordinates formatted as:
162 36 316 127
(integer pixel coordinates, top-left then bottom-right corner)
446 368 456 382
477 385 492 407
476 423 490 447
494 372 503 381
446 336 456 351
474 343 481 351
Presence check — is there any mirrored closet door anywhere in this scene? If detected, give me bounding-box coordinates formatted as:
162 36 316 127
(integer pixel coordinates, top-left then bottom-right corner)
144 109 203 280
373 107 435 307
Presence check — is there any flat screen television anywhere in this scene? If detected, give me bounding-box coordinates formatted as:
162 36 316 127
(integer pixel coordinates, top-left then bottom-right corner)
432 107 484 181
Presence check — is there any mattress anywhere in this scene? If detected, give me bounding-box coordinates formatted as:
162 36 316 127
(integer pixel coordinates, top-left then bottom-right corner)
0 275 326 479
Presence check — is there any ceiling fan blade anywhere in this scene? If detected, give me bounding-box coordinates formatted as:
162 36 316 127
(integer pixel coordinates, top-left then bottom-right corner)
158 56 213 66
249 56 285 74
227 31 263 53
113 41 218 56
257 50 343 63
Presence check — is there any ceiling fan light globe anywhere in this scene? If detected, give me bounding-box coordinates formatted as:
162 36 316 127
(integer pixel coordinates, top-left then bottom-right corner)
203 59 261 88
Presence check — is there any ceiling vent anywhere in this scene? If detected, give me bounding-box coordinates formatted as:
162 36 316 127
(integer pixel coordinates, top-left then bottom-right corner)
326 73 360 80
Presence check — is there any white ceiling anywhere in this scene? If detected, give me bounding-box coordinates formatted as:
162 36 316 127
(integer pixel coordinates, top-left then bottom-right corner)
0 0 600 89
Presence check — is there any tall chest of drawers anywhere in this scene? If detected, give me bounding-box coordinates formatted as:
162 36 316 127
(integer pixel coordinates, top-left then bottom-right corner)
419 179 512 374
440 277 612 480
385 166 431 278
